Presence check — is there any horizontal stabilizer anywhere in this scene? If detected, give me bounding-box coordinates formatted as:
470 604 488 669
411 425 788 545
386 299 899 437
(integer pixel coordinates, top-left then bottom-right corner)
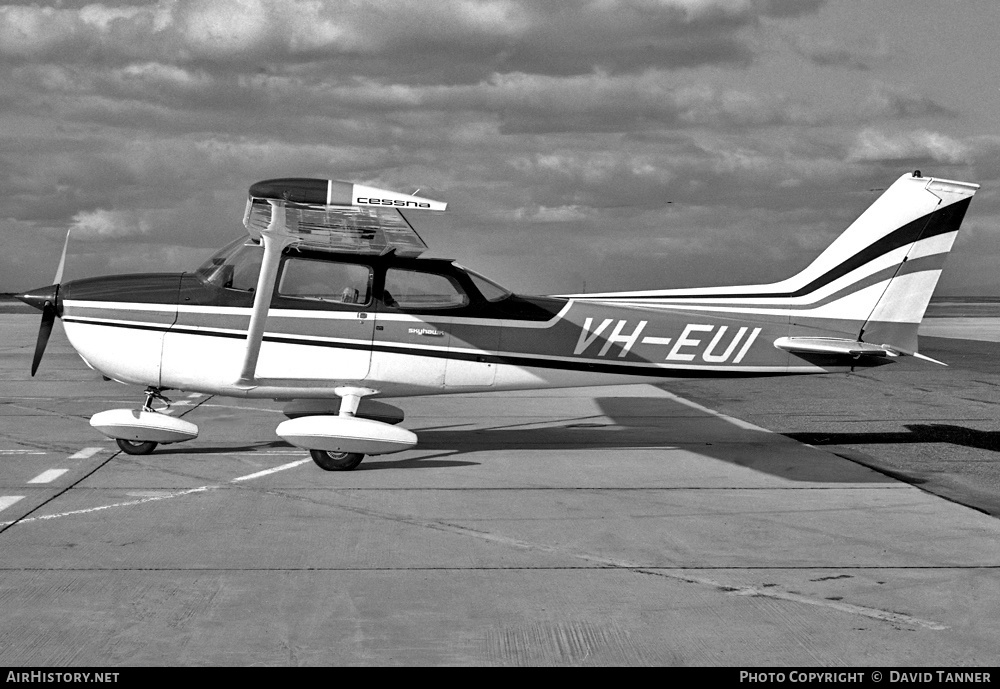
773 336 948 366
774 337 897 357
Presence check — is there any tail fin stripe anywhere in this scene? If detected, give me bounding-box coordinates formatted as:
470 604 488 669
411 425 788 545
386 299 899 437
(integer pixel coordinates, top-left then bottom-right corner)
787 196 968 301
581 260 951 319
750 254 950 313
578 196 971 302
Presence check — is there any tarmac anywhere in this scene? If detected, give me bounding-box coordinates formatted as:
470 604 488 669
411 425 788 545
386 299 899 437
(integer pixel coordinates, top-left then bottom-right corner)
1 310 999 666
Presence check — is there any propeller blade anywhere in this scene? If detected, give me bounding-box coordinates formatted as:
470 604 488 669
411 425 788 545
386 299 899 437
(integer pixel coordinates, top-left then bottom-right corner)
53 229 71 285
31 305 56 377
23 230 71 376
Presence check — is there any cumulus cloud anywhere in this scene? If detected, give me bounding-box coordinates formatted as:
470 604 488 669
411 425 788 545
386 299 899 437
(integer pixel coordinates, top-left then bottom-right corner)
858 83 953 120
0 0 823 79
513 204 591 222
3 0 996 297
848 129 971 164
787 32 886 70
310 70 825 136
69 208 150 238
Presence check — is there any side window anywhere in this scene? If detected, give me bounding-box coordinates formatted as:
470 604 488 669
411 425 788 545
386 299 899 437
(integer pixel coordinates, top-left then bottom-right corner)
383 269 469 311
279 259 372 305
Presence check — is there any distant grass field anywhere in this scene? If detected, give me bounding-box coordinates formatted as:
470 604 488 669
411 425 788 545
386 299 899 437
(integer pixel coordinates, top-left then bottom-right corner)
925 296 1000 318
0 295 34 314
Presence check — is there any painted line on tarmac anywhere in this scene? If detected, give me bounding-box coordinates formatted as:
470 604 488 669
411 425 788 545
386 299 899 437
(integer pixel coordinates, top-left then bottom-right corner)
0 456 310 527
3 486 216 525
27 469 69 484
656 388 772 433
725 583 948 631
217 451 305 456
272 451 945 634
397 516 948 631
0 450 46 455
231 458 312 482
0 496 24 512
68 447 103 460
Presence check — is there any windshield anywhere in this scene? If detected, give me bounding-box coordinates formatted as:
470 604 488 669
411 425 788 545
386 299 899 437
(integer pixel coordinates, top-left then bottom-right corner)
194 237 263 291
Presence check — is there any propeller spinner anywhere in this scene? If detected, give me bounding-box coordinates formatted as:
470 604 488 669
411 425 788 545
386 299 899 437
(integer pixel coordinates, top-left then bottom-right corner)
18 230 71 376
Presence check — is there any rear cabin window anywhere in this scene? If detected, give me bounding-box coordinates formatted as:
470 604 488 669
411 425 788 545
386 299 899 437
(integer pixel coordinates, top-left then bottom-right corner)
279 259 372 305
383 269 469 311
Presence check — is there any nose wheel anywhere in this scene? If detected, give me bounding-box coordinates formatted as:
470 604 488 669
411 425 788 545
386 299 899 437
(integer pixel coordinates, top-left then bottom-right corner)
310 450 364 471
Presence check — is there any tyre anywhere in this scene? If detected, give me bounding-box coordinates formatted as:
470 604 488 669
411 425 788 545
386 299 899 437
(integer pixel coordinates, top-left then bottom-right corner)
310 449 364 471
116 438 158 455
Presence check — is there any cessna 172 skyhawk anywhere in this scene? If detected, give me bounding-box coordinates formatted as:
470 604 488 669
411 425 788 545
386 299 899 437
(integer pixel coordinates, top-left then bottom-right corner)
19 171 979 470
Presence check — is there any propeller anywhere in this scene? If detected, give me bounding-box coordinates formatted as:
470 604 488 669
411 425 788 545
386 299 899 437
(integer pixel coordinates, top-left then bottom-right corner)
18 230 71 376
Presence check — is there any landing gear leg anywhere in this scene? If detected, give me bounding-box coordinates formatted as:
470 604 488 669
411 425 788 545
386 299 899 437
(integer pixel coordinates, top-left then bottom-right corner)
141 386 171 412
310 449 365 471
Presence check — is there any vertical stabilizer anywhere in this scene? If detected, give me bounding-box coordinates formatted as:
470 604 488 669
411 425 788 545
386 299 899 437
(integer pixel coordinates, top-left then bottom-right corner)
857 175 978 353
564 171 978 360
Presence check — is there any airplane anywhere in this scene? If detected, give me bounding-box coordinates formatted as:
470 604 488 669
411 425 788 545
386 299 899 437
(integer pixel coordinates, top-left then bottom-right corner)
18 170 979 471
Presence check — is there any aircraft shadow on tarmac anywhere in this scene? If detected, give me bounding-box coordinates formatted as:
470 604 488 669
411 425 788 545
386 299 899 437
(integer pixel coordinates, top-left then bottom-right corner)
154 439 479 470
407 396 895 484
147 397 920 481
787 424 1000 455
155 440 290 454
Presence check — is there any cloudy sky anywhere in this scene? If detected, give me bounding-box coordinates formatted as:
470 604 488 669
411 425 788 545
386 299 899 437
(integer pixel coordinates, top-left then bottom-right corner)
3 0 999 296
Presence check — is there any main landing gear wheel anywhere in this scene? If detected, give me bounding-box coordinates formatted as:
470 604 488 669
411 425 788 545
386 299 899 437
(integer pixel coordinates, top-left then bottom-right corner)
116 438 159 455
310 449 364 471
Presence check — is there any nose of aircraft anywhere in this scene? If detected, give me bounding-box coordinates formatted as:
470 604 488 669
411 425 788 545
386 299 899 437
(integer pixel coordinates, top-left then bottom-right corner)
18 283 64 376
17 283 62 315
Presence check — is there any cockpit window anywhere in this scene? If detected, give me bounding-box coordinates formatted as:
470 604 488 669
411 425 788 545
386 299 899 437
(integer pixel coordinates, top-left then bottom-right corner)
195 238 263 292
279 258 372 305
463 267 512 302
383 268 469 310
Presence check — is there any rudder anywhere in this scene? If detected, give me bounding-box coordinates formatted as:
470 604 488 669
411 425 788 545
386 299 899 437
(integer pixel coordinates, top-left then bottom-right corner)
857 175 978 353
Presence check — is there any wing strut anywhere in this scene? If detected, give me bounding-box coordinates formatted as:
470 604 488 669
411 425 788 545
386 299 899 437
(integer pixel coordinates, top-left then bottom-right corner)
236 200 292 388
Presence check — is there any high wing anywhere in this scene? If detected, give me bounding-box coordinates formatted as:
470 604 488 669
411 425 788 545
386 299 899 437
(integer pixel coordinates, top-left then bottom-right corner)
244 178 446 257
237 178 447 387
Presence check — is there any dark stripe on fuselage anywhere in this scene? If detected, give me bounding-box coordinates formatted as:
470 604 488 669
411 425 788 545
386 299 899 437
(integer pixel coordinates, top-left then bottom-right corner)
578 197 971 302
62 317 881 378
